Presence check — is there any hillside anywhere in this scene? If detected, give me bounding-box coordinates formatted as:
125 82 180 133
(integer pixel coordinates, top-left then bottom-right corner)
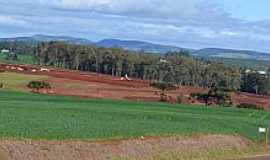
96 39 184 53
1 35 270 61
0 34 93 45
0 91 269 141
192 48 270 61
1 90 266 159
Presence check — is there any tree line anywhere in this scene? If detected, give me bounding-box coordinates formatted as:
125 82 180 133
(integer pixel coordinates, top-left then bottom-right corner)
34 41 241 90
1 41 270 96
240 69 270 95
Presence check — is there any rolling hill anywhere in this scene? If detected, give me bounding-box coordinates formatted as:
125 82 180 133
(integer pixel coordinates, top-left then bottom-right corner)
96 39 184 53
192 48 270 61
0 34 93 45
1 34 270 61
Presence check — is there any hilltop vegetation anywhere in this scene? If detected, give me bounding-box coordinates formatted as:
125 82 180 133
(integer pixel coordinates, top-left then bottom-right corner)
209 58 270 71
34 42 241 91
1 40 270 97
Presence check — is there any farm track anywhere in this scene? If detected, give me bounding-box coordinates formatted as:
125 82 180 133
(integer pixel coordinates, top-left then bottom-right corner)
237 154 270 160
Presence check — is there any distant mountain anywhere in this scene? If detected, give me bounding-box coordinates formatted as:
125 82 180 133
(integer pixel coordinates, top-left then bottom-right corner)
96 39 184 53
0 35 93 45
191 48 270 61
1 35 270 61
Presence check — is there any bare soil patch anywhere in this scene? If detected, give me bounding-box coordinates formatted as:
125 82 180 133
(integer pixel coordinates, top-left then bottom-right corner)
1 63 270 109
231 92 270 110
0 135 250 160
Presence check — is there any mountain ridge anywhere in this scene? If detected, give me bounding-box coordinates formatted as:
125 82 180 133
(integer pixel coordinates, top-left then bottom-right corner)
1 34 270 61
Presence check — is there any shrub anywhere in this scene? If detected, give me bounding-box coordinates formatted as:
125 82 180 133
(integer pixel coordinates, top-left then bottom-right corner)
237 103 263 110
160 93 168 102
0 83 4 88
191 91 232 107
191 93 209 105
27 81 51 91
150 81 177 102
150 81 177 91
176 94 184 104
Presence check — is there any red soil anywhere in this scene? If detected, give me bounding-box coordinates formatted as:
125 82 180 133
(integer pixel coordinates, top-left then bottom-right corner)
231 92 270 110
1 63 270 110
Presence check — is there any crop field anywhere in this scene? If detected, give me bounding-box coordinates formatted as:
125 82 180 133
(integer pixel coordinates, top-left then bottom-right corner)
0 91 269 141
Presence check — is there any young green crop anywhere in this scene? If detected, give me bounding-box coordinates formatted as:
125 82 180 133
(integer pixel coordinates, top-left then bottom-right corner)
0 91 269 141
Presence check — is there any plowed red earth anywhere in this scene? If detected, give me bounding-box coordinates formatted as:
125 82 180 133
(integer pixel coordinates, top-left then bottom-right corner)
231 92 270 110
1 63 270 110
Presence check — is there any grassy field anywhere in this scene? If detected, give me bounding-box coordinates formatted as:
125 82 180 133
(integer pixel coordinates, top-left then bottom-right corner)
0 52 35 65
0 72 46 91
210 57 270 70
0 91 269 141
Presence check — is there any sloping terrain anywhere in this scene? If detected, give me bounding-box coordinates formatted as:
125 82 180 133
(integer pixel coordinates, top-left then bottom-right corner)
1 35 270 61
0 91 269 160
1 63 270 110
0 63 204 102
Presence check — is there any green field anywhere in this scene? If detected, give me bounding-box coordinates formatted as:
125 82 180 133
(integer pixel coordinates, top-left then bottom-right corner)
0 72 46 91
0 52 35 65
210 57 270 70
0 91 269 141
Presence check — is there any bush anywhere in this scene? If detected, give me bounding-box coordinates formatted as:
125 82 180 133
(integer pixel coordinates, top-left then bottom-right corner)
0 83 4 88
160 93 168 102
191 91 232 107
150 81 177 91
150 81 177 102
191 93 209 104
176 94 184 104
237 103 263 110
27 81 51 91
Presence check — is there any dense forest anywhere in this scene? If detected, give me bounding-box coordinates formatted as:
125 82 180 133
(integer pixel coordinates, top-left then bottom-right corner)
1 41 270 95
34 42 241 90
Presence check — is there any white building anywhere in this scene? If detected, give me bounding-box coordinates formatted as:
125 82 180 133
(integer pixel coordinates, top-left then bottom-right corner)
1 49 10 54
258 71 266 75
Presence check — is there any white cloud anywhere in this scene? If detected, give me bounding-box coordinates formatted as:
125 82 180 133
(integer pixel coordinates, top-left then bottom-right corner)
47 0 224 20
0 16 28 26
1 0 270 52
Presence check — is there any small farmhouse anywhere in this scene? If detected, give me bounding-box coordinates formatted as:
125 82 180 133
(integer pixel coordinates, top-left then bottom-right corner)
1 49 10 54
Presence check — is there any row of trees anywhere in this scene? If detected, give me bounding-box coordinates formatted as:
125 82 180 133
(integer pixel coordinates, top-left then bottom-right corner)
34 42 241 90
0 41 36 55
2 41 269 96
241 69 270 95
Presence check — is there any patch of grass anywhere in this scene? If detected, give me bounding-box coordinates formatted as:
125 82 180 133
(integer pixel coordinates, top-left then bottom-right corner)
0 72 47 91
0 91 269 141
0 53 35 65
210 57 270 70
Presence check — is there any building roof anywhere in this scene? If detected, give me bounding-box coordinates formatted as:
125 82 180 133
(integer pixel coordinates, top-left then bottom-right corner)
1 49 10 53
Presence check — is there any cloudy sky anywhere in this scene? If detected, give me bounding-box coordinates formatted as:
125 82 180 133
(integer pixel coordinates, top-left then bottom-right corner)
1 0 270 52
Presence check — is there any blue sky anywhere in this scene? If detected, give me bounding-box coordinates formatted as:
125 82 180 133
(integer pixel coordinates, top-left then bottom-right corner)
0 0 270 52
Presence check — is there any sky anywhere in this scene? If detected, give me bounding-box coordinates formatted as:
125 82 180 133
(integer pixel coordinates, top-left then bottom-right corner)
0 0 270 52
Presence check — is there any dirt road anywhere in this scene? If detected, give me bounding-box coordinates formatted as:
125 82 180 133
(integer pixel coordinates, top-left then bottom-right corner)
239 155 270 160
